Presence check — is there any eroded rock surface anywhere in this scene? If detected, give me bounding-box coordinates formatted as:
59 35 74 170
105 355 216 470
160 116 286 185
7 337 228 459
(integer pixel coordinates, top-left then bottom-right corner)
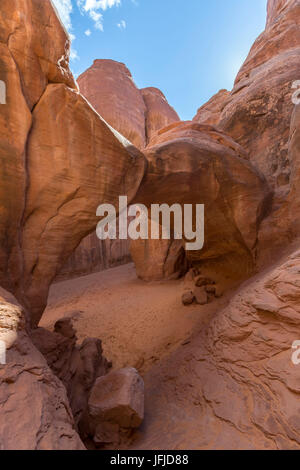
131 122 270 284
193 90 230 126
0 0 146 326
131 249 300 450
77 60 179 149
0 301 84 450
141 87 180 142
87 367 144 447
1 0 300 452
219 0 300 197
71 62 180 283
78 59 147 149
31 317 111 426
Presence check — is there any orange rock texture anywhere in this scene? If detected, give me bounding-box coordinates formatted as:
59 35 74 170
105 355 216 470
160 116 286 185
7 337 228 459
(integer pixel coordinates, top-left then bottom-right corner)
59 61 180 281
0 0 146 326
0 0 300 451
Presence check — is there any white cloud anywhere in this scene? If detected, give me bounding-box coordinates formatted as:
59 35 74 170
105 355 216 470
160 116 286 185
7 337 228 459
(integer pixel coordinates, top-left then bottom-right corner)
89 9 104 30
77 0 121 30
117 20 126 29
52 0 73 31
70 48 80 60
51 0 124 61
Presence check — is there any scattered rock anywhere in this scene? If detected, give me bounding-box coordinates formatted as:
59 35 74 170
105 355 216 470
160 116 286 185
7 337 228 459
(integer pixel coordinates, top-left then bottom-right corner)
54 317 76 339
194 287 208 305
182 291 195 306
195 276 215 288
183 269 195 291
88 367 144 432
31 318 111 427
0 302 84 450
205 285 216 295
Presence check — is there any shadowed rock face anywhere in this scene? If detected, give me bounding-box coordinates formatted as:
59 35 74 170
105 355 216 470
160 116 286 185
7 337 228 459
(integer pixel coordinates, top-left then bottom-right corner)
0 0 76 304
56 232 132 281
1 0 300 451
31 318 111 427
132 249 300 450
62 61 180 282
0 0 296 326
131 122 270 284
20 83 145 326
192 0 300 268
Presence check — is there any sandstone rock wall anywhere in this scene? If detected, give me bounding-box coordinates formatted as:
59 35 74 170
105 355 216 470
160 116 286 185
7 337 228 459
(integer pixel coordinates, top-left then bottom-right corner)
1 0 300 451
56 231 131 281
193 90 230 126
131 122 270 284
193 0 300 268
0 1 146 326
134 248 300 450
77 60 180 150
59 61 180 282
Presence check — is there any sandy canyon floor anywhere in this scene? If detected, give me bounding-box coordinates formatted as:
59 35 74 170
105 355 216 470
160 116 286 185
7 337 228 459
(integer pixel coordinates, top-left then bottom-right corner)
40 263 233 449
42 263 229 375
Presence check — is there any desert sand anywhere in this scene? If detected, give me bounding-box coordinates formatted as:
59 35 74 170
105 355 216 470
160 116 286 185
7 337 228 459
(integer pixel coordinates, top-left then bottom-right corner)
42 263 229 374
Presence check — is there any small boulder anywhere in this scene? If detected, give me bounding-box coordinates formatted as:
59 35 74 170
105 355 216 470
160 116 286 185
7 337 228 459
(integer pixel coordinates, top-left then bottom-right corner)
194 286 208 305
54 317 76 339
183 269 195 291
195 276 215 287
205 285 216 295
182 291 195 306
88 367 144 430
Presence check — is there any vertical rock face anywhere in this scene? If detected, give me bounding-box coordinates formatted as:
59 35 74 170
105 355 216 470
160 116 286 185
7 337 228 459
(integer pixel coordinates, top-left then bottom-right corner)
192 0 300 267
0 1 146 326
193 0 300 198
141 87 180 142
0 0 147 449
218 0 300 194
0 0 76 301
20 83 145 326
193 90 230 126
78 60 147 149
266 0 296 26
131 122 270 284
62 61 180 282
56 232 131 281
1 0 300 451
77 60 180 150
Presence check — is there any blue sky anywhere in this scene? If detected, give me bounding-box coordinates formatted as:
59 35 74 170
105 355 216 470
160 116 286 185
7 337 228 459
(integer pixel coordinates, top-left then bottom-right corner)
52 0 268 120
